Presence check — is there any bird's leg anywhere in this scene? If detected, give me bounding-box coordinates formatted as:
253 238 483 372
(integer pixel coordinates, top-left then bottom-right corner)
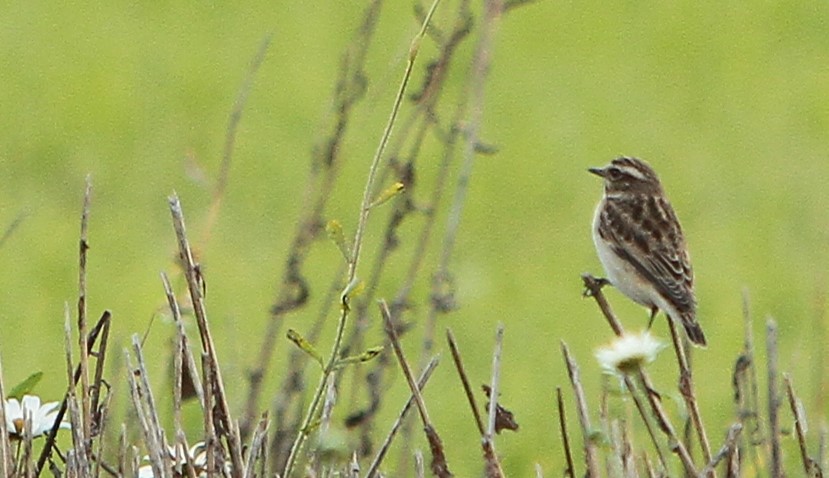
647 306 659 329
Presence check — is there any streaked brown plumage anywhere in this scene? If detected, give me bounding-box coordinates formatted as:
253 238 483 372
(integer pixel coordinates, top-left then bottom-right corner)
590 156 706 346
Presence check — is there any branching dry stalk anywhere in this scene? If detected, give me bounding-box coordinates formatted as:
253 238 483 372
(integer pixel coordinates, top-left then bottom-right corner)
279 3 442 476
242 0 383 441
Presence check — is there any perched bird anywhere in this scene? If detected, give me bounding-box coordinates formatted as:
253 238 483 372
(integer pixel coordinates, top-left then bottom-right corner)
589 157 706 346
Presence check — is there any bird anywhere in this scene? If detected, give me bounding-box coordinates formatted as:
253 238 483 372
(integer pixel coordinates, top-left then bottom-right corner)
589 156 706 346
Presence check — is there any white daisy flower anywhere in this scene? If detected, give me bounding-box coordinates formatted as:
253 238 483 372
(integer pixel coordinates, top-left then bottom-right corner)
4 395 70 438
595 332 665 376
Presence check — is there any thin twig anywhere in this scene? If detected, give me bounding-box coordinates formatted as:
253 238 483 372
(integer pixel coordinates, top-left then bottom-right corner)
37 311 111 476
766 319 783 478
483 324 506 478
243 413 270 478
666 316 713 475
785 374 823 477
699 424 743 476
556 387 576 478
624 375 670 473
381 300 451 478
161 272 206 409
446 328 485 435
204 35 272 245
364 357 439 478
77 176 93 458
560 341 601 477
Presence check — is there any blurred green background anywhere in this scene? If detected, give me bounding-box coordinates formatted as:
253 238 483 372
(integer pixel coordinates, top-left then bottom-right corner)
1 1 829 475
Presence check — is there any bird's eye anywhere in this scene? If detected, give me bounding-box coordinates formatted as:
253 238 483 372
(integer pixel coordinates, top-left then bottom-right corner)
607 167 622 180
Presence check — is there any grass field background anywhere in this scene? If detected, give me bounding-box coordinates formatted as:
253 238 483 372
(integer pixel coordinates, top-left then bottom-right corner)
1 2 829 475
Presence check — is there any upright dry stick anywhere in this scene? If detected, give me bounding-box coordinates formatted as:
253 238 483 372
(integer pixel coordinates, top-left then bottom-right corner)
766 319 783 478
169 196 245 477
561 341 601 477
77 177 93 464
381 300 451 478
785 374 823 477
665 318 713 474
556 387 576 478
483 325 506 478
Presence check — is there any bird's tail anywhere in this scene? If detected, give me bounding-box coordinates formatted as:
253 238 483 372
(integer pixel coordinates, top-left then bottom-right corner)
681 314 707 347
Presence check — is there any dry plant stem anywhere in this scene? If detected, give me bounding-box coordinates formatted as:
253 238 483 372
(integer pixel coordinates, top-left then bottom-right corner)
162 272 206 409
483 324 506 478
77 176 93 452
242 0 381 439
0 211 26 249
203 35 271 245
446 328 485 435
430 0 500 320
202 353 217 478
169 195 245 477
126 349 165 478
666 317 713 473
280 3 441 476
174 327 184 448
560 341 601 477
244 413 270 478
364 356 439 478
129 335 168 478
556 387 576 478
381 300 452 478
65 303 91 476
636 370 697 475
784 374 823 476
766 319 783 478
699 424 743 476
624 375 670 472
89 313 111 431
36 311 111 476
736 288 763 470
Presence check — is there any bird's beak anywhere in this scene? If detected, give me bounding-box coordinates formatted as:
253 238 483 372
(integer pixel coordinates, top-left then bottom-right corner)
588 167 606 178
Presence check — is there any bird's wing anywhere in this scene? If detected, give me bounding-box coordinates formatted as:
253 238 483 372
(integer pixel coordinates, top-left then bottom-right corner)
599 195 695 313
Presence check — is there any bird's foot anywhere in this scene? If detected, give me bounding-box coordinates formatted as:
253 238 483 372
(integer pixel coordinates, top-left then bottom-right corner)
581 274 611 298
